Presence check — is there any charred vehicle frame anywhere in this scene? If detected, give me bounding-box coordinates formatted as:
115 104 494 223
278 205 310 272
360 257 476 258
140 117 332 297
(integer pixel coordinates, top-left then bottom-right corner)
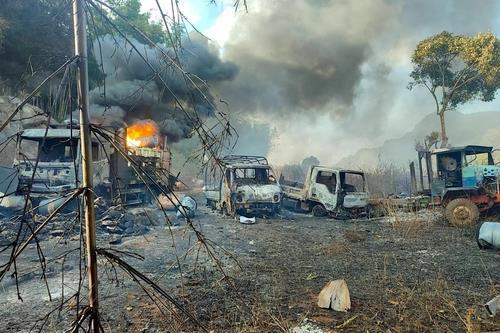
417 145 500 226
13 125 172 209
203 155 282 217
280 166 369 218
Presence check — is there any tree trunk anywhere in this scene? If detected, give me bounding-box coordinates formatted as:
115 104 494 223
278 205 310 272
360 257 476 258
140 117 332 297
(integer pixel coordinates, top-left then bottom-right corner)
439 112 448 148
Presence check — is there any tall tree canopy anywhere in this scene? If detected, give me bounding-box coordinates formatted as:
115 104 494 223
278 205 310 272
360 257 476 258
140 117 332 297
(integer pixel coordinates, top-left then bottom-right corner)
0 0 73 91
409 31 500 148
0 0 168 94
89 0 167 45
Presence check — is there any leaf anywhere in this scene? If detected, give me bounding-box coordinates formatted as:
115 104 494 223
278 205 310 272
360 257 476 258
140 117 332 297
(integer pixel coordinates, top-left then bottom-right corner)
410 31 500 107
409 30 500 146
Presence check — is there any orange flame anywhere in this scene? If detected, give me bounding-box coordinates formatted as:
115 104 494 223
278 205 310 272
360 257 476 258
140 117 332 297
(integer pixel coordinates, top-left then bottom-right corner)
126 120 159 148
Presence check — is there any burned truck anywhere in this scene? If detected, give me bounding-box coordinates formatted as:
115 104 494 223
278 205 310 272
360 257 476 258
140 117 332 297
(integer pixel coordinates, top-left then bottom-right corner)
203 155 282 217
280 166 369 218
416 145 500 226
14 120 171 208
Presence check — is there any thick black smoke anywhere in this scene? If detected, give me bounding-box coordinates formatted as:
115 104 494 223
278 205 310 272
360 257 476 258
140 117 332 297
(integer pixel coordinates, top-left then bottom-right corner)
220 0 497 118
88 35 238 142
214 0 499 164
217 0 390 116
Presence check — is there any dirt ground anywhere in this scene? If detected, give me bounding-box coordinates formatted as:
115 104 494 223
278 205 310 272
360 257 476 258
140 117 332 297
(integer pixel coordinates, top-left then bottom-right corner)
0 197 499 332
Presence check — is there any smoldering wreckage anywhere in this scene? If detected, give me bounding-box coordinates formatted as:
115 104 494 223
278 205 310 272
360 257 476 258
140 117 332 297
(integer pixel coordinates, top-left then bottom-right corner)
2 63 500 331
1 55 500 333
0 7 499 333
2 98 500 328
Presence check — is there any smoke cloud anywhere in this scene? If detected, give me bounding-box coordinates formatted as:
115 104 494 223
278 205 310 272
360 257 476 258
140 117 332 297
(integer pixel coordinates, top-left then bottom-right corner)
214 0 500 165
218 0 397 116
89 35 238 142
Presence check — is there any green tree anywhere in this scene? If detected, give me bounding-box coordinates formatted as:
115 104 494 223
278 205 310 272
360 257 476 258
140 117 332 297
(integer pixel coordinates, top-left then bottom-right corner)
0 0 73 91
90 0 167 45
0 0 171 95
409 31 500 148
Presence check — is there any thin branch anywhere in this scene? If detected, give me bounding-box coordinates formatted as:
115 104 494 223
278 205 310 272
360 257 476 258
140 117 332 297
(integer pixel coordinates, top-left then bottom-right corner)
423 81 441 114
97 248 208 332
0 56 78 133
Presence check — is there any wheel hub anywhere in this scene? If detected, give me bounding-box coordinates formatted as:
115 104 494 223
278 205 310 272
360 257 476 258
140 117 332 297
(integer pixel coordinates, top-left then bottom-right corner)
453 206 471 221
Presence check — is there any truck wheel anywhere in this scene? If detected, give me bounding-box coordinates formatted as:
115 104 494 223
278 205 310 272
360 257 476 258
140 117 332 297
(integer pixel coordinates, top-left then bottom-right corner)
445 198 479 227
366 204 385 219
312 204 327 217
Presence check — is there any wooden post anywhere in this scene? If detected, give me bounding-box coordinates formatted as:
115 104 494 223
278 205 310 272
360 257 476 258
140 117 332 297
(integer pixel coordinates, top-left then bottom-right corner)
425 151 433 190
417 152 425 192
409 161 417 196
72 0 99 329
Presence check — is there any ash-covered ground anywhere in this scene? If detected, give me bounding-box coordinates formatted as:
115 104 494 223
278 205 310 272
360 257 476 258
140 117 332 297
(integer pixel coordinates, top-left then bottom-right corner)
0 195 499 332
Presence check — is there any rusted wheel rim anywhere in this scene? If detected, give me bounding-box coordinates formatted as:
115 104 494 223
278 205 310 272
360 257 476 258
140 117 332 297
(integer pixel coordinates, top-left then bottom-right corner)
452 206 472 224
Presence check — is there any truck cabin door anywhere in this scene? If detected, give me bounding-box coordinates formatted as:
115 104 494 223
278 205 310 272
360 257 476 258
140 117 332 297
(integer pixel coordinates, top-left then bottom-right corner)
340 172 365 193
436 152 462 188
310 169 338 210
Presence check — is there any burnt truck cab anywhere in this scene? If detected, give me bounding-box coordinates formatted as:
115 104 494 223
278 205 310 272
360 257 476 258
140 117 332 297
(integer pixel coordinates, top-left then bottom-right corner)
204 155 282 217
14 128 110 202
281 166 369 218
13 125 171 208
428 145 500 226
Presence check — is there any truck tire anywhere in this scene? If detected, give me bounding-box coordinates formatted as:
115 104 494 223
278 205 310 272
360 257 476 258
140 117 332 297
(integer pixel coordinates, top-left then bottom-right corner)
445 198 479 227
366 204 385 219
312 204 327 217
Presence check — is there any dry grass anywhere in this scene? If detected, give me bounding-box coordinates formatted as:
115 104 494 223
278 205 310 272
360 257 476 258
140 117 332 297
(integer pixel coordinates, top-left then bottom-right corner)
343 229 366 243
382 201 437 238
18 205 495 333
350 265 495 333
319 239 350 255
124 250 498 333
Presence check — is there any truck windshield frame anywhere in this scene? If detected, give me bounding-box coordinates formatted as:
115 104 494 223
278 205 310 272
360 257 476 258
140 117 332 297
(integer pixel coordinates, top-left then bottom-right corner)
464 152 494 166
19 137 78 163
232 167 276 185
340 171 366 192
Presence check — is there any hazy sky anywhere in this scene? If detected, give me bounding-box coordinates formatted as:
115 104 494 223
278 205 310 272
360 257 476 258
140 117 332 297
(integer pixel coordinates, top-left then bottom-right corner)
141 0 500 165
